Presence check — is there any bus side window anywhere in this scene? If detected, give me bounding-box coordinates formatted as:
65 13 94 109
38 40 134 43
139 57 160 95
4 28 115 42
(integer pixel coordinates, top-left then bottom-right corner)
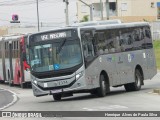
81 31 95 65
96 31 107 54
109 29 120 53
145 27 151 39
119 28 134 52
144 27 153 48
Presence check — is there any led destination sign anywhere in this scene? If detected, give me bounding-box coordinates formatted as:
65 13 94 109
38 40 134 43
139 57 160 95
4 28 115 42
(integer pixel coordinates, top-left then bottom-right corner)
41 32 67 41
38 31 72 41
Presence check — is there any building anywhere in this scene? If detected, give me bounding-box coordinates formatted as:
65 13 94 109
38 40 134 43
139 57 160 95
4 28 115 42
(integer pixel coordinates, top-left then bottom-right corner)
77 0 160 22
0 26 59 36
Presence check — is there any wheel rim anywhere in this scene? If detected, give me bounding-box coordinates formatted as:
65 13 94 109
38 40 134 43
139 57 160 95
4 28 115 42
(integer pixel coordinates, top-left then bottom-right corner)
136 73 141 87
8 74 12 85
101 76 106 93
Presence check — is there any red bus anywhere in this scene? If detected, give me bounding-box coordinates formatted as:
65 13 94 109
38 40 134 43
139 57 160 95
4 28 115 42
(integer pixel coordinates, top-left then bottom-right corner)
0 34 30 88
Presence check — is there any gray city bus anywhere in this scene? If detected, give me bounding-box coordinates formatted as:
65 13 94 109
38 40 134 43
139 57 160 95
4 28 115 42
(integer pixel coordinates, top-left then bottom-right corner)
27 21 157 100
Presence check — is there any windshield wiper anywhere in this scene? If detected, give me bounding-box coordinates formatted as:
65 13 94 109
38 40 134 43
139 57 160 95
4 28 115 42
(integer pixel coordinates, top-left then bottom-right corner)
57 38 67 55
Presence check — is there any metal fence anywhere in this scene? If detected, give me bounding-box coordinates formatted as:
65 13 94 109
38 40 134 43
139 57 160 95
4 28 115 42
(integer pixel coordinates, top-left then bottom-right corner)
150 21 160 40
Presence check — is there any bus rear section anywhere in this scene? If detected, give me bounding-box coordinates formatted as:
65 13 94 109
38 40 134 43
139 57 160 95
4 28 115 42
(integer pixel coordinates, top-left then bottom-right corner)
0 35 31 88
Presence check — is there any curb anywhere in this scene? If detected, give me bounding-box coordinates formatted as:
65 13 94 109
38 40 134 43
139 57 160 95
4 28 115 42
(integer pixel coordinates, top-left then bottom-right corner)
153 89 160 95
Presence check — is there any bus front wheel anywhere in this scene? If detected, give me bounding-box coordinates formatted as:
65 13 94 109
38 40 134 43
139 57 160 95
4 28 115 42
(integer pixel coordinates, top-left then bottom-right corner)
53 94 61 101
96 74 108 97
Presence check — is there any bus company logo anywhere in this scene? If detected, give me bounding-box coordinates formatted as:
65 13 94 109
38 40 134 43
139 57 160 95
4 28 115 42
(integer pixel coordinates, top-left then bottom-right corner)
107 56 115 62
107 57 112 62
128 53 134 62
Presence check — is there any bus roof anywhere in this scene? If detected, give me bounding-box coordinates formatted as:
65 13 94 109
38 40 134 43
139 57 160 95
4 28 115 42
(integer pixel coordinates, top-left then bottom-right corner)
71 19 121 27
29 21 150 37
0 34 27 42
79 22 150 30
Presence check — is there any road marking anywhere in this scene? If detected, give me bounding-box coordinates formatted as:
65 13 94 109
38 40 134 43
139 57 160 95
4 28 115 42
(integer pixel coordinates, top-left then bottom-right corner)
0 89 6 91
0 88 18 111
83 105 128 111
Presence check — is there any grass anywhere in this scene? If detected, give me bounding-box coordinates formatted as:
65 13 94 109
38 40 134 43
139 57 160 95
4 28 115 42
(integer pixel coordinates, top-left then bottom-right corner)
153 40 160 70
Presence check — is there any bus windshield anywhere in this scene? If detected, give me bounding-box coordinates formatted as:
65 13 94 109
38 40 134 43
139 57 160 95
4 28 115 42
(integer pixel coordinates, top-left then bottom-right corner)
29 38 82 72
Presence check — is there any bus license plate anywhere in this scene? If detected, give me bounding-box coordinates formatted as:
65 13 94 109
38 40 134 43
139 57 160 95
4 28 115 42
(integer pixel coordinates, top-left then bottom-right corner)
51 89 62 94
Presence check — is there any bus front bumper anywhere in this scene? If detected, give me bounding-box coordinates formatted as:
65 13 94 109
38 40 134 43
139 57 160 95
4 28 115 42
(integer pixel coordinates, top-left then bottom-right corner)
31 76 88 97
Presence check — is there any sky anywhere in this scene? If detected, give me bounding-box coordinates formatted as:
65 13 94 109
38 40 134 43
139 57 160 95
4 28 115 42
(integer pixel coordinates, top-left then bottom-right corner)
0 0 78 27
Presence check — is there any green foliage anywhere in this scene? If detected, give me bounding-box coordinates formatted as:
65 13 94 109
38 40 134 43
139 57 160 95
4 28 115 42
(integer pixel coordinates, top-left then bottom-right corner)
153 40 160 69
80 15 89 22
153 40 160 49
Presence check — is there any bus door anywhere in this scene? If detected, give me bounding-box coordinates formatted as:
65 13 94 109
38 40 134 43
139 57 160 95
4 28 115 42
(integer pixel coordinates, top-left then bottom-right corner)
1 39 6 81
8 41 14 83
81 30 99 87
0 40 4 80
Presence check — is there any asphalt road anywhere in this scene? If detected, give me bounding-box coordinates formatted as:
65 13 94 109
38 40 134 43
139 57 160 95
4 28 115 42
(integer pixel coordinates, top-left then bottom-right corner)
0 72 160 120
0 88 17 111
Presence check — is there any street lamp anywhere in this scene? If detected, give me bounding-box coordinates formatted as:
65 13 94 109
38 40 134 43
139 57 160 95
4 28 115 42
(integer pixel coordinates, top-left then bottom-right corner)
79 0 93 21
36 0 40 32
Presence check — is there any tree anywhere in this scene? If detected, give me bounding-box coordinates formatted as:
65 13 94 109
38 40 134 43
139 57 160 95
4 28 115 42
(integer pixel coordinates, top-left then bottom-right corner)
80 15 89 22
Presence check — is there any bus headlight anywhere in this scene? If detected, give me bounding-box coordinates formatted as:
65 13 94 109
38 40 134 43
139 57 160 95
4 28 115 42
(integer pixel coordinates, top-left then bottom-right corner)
76 71 83 80
34 80 37 85
31 75 37 84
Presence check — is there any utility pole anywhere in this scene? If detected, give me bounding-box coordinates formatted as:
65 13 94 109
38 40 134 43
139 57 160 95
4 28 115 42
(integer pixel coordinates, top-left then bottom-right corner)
100 0 103 20
79 0 93 21
36 0 40 32
63 0 69 25
106 0 109 20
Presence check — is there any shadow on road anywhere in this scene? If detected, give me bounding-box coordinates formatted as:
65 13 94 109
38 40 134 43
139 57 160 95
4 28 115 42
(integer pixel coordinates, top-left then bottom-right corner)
39 86 151 103
39 89 131 103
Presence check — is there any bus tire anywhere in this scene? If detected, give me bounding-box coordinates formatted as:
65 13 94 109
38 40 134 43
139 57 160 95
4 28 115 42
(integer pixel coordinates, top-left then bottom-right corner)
124 69 142 91
0 80 5 84
96 74 107 97
8 73 13 87
20 83 26 89
124 83 132 92
90 89 97 95
9 81 13 87
53 94 61 101
132 69 142 91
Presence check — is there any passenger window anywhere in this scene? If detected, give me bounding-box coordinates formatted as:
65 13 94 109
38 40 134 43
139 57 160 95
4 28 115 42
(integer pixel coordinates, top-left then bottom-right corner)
145 27 151 39
105 30 117 53
95 31 107 54
144 27 153 48
133 29 141 41
132 27 145 50
119 28 133 52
